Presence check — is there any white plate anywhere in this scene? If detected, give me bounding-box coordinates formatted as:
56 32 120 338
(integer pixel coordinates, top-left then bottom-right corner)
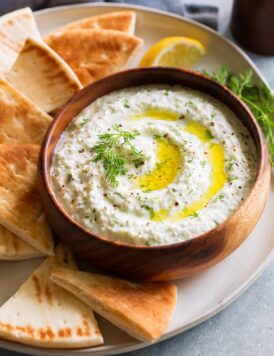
0 3 273 355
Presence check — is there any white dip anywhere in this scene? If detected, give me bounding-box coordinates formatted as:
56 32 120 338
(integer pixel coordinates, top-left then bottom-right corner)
51 85 258 246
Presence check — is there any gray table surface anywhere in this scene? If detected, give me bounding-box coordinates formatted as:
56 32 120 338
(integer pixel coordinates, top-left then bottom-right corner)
0 0 273 355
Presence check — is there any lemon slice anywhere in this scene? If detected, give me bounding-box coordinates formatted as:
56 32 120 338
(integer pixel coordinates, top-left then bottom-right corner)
140 36 206 68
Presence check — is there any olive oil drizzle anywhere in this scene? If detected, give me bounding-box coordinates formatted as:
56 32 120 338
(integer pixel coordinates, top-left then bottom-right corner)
136 138 181 191
129 109 227 221
166 123 226 222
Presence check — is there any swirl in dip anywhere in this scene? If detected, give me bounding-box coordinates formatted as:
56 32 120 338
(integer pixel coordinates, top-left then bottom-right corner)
51 85 258 246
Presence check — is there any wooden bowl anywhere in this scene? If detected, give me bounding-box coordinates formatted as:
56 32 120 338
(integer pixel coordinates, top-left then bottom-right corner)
38 67 270 281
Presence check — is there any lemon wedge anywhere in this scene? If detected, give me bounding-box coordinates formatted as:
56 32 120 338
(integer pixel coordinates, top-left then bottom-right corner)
140 36 206 68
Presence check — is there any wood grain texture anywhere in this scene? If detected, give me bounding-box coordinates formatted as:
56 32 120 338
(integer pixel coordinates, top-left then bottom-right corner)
38 67 271 281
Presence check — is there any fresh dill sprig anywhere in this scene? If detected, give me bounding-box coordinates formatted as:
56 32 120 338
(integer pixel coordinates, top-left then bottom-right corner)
203 66 274 165
92 125 144 187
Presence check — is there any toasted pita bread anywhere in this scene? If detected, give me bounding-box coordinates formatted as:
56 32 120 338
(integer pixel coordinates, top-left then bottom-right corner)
5 37 82 113
0 225 42 260
0 244 103 348
44 11 136 41
46 29 143 86
0 79 51 144
0 144 53 255
0 8 41 74
51 269 177 342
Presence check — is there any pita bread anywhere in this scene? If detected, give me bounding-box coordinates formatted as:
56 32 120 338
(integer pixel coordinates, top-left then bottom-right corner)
44 11 136 40
46 29 143 86
51 269 177 342
0 244 103 348
0 79 51 144
5 37 82 113
0 8 41 74
0 144 53 256
0 225 42 260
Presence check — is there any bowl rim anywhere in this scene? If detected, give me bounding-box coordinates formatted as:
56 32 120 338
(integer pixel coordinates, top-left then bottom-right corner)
40 66 269 251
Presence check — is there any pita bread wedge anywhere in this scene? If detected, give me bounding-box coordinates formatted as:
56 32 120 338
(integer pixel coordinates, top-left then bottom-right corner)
46 29 143 86
0 79 51 144
0 225 42 260
5 37 82 113
51 269 177 342
0 144 53 255
0 244 103 348
0 8 41 74
44 11 136 40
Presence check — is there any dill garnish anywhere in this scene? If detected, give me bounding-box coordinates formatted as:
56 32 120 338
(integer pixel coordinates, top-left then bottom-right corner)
80 118 89 127
227 160 235 171
114 192 124 199
155 157 170 169
124 99 130 108
205 129 214 140
113 219 123 227
153 134 162 140
200 160 207 167
228 175 238 183
216 194 225 201
141 204 155 219
92 125 144 187
203 66 274 165
67 173 74 183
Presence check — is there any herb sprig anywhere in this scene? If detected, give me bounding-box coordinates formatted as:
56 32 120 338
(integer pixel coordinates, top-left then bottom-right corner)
203 66 274 165
92 125 144 187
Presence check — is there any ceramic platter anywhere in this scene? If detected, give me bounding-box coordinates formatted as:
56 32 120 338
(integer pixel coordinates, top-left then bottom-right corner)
0 3 273 355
